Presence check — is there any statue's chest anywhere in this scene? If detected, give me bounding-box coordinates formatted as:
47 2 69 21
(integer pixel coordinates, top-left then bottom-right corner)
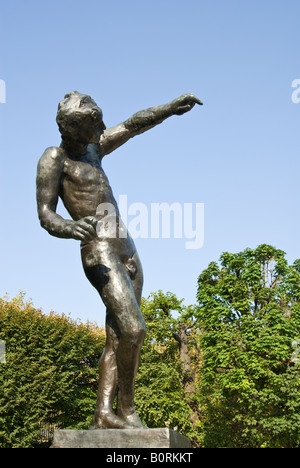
62 157 111 193
63 158 99 185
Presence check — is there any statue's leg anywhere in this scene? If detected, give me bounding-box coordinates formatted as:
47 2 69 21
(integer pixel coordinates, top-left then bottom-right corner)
116 252 145 427
90 312 129 429
82 245 145 429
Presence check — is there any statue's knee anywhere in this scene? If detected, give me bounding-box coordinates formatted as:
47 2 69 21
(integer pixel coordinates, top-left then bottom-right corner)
123 322 146 347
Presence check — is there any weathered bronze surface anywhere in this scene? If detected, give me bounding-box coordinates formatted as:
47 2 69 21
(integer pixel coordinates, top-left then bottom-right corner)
36 91 202 429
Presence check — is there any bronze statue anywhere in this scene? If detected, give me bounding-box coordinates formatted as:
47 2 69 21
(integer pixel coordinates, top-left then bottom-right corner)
36 91 202 429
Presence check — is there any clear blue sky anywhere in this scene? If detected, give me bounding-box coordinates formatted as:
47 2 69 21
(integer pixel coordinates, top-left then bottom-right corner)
0 0 299 326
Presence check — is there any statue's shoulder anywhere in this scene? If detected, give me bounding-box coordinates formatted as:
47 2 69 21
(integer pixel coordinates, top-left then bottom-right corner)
40 146 65 162
37 147 66 179
38 146 65 169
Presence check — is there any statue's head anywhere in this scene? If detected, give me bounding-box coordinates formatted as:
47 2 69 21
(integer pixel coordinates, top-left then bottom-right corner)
56 91 106 144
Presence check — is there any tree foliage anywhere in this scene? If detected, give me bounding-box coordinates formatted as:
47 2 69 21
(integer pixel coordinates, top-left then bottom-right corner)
196 244 300 447
0 293 105 448
0 244 299 448
135 291 203 446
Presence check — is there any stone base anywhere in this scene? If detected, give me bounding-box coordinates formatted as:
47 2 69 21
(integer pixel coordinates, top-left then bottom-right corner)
51 428 191 449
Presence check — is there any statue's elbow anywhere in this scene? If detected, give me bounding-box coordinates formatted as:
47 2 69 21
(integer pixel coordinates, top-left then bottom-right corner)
39 216 50 233
38 208 51 233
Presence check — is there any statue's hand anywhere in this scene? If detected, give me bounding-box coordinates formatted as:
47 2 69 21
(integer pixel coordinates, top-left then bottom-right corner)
71 216 98 242
172 93 203 115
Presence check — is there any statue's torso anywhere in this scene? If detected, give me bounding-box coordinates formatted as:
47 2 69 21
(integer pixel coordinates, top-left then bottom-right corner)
57 144 136 258
60 144 118 221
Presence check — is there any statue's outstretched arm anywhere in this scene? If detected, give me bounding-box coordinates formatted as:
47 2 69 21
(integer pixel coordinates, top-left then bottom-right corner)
100 93 202 156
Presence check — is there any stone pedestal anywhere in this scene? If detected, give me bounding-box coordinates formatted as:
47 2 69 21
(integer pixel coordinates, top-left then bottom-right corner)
51 428 191 448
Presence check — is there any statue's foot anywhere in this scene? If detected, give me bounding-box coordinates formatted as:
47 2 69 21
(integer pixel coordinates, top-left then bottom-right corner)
117 406 147 429
90 409 133 430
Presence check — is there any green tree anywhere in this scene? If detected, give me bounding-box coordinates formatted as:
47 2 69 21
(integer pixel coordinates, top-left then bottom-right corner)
136 291 203 447
196 245 300 448
0 293 105 448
